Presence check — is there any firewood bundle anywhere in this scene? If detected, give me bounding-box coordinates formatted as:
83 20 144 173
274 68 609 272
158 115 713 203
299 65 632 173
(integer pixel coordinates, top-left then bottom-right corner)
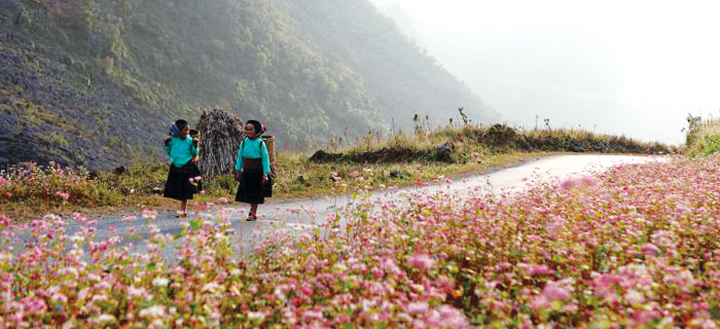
195 107 245 177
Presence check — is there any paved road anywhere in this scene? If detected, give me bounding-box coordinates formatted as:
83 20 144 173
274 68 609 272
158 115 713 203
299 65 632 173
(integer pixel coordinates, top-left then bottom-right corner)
57 154 664 261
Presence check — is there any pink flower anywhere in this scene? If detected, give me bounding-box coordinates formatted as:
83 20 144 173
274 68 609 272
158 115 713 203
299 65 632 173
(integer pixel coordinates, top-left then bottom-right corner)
72 212 87 222
640 243 660 256
530 295 552 311
331 172 342 182
559 175 595 191
0 215 11 227
408 254 435 271
0 177 8 185
530 264 553 276
526 234 543 243
407 301 429 314
559 177 577 190
426 305 470 328
218 197 229 204
141 208 158 220
55 191 70 201
51 292 68 303
545 216 566 238
562 304 578 313
302 310 324 322
382 259 403 276
122 216 137 223
541 281 571 301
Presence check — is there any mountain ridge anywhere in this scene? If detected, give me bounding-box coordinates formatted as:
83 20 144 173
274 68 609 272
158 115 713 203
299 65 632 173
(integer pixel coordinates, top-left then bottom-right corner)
0 0 499 171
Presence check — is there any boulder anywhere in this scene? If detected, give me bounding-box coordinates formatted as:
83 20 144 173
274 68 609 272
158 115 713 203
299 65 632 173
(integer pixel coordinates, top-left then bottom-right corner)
309 150 344 163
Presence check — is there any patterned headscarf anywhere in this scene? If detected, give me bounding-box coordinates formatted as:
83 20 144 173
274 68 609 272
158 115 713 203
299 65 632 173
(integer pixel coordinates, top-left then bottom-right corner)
169 123 180 137
169 120 188 137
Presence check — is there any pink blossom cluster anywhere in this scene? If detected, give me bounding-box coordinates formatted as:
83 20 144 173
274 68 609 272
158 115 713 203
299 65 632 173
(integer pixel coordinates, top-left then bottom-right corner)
0 162 91 206
1 155 720 327
55 191 70 201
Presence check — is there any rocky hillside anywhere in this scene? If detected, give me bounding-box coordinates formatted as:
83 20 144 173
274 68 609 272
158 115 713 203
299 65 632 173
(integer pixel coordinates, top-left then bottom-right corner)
0 0 498 170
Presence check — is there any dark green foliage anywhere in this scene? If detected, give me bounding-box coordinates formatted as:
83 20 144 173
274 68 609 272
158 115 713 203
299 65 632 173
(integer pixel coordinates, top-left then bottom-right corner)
285 0 499 127
0 0 498 171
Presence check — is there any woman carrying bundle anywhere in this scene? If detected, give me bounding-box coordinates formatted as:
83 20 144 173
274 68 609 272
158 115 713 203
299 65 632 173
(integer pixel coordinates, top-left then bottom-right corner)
233 120 272 221
163 119 202 217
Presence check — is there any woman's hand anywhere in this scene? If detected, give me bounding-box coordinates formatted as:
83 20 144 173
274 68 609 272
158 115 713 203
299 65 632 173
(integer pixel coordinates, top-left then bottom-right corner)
234 171 243 182
262 174 269 184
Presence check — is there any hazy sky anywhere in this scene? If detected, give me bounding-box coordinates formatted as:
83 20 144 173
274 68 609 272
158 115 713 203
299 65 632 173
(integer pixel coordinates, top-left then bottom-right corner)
368 0 720 145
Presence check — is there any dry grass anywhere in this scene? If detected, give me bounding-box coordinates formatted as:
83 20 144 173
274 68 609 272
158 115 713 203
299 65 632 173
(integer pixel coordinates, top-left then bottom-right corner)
1 122 675 221
683 115 720 156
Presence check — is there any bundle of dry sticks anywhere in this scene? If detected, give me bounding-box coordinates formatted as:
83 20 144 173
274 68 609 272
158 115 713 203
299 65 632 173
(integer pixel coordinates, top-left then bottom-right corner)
196 107 245 177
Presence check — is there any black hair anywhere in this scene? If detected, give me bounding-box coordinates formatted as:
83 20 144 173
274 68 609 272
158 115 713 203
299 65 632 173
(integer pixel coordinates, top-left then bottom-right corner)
246 120 262 134
175 119 188 131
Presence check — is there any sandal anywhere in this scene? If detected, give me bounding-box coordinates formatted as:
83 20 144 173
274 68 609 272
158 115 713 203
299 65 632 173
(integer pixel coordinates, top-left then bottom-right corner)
247 214 257 221
175 211 187 218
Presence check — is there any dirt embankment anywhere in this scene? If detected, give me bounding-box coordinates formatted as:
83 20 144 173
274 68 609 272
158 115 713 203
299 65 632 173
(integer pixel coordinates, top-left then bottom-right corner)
309 124 673 164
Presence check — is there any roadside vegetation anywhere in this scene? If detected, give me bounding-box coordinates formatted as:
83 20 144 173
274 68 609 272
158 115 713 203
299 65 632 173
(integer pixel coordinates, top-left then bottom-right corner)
0 120 675 221
9 114 720 326
4 137 720 327
683 113 720 157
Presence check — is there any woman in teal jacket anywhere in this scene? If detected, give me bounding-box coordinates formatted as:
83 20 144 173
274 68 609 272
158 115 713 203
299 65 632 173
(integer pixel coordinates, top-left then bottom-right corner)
233 120 271 221
163 119 201 217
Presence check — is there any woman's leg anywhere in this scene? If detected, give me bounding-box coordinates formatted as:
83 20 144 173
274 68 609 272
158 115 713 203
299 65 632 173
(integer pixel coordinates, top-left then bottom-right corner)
180 199 188 215
249 203 258 219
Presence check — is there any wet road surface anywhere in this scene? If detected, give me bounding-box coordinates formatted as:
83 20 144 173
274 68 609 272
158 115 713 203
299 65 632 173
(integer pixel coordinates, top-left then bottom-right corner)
58 154 665 261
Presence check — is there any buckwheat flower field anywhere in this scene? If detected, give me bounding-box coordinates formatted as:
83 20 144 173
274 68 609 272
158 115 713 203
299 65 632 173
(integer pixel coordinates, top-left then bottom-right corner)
2 155 720 327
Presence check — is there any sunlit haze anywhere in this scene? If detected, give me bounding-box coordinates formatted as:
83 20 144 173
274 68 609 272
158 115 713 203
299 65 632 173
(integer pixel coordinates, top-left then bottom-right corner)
369 0 720 145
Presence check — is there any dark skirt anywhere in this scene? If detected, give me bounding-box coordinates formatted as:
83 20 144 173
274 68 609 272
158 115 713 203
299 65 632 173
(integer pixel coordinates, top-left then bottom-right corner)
235 158 272 204
164 162 202 201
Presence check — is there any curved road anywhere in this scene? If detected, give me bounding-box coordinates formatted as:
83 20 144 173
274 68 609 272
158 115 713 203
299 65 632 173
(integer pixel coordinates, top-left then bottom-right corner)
58 154 664 261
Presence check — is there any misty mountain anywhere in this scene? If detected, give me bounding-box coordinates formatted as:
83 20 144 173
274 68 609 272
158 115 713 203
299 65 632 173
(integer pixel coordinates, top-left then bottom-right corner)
0 0 498 170
424 30 623 133
372 2 648 138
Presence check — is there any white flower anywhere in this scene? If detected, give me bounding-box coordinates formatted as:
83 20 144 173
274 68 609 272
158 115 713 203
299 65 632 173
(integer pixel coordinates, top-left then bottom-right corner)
91 294 108 302
139 305 166 318
149 319 165 329
60 267 79 277
247 311 266 320
202 282 222 293
128 286 148 298
97 314 116 323
625 289 645 305
152 277 169 287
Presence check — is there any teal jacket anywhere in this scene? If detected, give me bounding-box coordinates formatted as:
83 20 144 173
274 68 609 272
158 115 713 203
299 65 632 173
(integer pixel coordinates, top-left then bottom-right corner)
234 137 271 174
164 136 198 168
